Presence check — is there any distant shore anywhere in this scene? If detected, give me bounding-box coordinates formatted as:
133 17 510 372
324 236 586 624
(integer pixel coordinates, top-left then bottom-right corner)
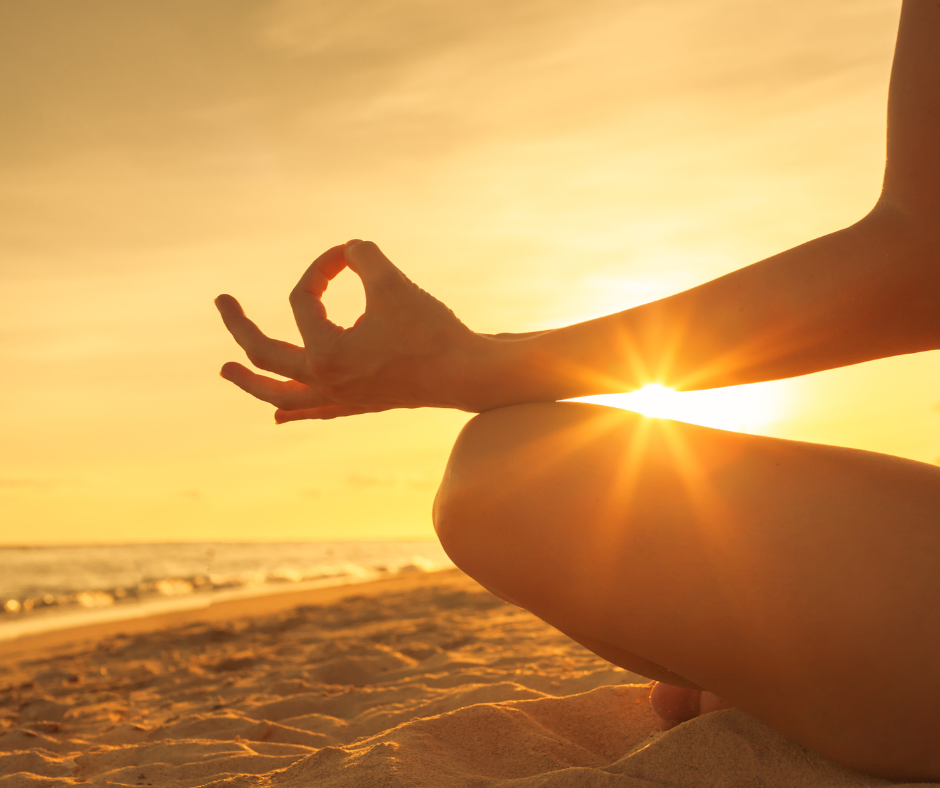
0 566 462 660
0 539 453 643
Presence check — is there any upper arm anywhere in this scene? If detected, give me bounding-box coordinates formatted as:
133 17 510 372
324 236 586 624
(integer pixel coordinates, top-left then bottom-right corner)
880 0 940 227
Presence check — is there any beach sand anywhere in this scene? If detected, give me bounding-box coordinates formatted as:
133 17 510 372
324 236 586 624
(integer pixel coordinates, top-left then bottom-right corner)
0 568 927 787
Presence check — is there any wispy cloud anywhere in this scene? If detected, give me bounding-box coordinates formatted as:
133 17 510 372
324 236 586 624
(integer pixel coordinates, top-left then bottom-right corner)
0 478 79 490
345 472 397 490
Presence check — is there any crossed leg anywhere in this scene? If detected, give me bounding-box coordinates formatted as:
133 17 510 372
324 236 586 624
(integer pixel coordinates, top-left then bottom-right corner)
432 402 940 782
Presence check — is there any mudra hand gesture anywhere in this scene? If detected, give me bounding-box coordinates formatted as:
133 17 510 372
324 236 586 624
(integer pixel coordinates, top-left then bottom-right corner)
212 4 940 780
215 240 482 422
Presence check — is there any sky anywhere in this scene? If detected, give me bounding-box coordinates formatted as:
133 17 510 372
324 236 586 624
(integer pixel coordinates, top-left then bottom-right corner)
2 0 938 545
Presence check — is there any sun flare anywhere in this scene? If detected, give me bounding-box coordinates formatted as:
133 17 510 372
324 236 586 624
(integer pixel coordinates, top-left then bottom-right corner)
575 382 782 433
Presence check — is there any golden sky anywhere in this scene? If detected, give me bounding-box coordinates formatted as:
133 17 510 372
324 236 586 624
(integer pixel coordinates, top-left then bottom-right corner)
2 0 938 545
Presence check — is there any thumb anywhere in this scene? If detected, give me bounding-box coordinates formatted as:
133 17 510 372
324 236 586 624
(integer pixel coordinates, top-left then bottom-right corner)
343 240 407 300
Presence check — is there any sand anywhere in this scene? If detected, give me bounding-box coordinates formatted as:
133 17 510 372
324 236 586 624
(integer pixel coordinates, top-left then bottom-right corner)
0 569 929 787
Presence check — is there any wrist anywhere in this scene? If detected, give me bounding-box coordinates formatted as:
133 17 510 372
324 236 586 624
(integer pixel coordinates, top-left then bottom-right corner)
446 332 511 412
435 331 518 412
449 331 563 412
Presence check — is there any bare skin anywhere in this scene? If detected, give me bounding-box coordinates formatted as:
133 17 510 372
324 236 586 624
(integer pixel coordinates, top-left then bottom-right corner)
215 1 940 780
433 402 940 779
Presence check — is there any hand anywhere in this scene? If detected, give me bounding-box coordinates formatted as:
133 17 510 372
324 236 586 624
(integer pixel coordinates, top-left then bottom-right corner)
215 241 482 422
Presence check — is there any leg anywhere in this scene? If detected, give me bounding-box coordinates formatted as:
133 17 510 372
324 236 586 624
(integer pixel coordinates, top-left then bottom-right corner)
433 402 940 781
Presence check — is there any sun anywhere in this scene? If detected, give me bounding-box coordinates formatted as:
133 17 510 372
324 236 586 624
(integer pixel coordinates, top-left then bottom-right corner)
574 382 782 433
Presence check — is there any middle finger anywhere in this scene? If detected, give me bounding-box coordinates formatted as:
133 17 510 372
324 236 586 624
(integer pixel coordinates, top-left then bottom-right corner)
216 294 308 380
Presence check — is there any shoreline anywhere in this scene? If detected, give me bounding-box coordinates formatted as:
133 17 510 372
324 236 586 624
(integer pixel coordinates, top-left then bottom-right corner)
0 567 468 662
0 539 453 643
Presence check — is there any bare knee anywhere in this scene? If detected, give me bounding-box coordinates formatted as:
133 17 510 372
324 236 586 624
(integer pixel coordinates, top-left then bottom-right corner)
432 407 508 575
433 404 557 574
432 400 628 582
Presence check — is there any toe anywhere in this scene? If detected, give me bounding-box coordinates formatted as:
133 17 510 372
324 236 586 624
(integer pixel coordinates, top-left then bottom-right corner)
649 682 702 727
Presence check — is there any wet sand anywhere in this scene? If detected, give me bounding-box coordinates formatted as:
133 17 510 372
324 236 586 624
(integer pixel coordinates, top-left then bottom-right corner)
0 569 922 786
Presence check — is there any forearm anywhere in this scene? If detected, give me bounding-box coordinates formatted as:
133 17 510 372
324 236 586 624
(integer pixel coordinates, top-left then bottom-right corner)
221 1 940 424
460 207 940 410
458 0 940 413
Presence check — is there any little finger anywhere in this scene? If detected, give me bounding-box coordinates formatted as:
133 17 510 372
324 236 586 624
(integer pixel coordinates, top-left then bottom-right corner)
220 363 328 410
274 404 393 423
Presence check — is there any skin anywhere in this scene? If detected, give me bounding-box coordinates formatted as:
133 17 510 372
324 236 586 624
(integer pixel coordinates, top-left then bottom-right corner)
216 1 940 780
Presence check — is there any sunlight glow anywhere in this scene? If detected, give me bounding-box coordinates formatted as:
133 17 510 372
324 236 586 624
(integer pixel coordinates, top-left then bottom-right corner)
576 382 782 434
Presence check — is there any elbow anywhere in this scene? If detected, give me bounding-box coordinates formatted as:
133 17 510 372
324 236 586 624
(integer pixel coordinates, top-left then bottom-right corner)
868 191 940 251
861 200 940 349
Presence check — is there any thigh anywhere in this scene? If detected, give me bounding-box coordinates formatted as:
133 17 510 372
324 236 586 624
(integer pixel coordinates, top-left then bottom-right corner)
433 402 940 778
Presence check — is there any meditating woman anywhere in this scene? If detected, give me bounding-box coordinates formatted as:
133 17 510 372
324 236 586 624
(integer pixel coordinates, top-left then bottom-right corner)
215 1 940 780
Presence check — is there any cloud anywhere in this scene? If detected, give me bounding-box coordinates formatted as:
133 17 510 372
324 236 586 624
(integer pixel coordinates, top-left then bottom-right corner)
0 0 897 272
0 478 76 490
345 472 397 490
344 472 440 491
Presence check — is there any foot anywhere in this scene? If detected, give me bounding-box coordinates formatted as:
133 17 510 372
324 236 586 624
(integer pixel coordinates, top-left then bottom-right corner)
649 681 735 730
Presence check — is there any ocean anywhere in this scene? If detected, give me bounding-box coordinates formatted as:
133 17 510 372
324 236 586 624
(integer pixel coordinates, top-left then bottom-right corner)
0 541 454 641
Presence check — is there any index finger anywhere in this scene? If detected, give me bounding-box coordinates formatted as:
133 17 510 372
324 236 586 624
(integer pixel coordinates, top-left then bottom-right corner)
289 244 347 348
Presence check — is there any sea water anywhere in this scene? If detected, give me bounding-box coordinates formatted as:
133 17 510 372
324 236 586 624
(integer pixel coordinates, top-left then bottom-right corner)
0 541 453 641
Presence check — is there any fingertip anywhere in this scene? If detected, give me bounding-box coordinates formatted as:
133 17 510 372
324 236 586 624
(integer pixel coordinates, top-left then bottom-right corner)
215 294 241 315
343 240 394 280
219 361 241 380
343 240 374 260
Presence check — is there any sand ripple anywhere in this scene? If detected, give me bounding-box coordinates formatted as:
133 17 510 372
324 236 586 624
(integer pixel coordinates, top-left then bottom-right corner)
0 574 925 787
